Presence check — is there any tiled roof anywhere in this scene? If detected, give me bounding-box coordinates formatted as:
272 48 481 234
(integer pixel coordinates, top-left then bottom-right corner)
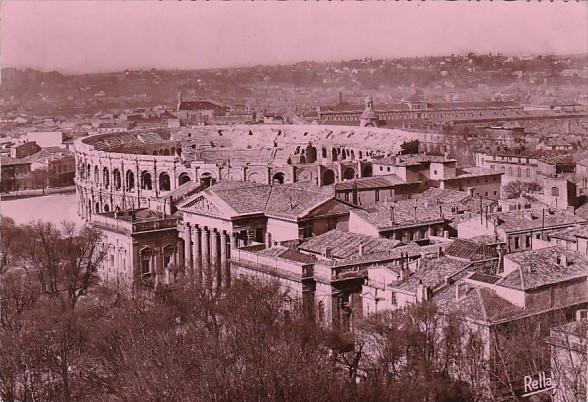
394 256 468 292
265 184 338 220
0 156 30 166
499 246 588 291
208 182 272 215
182 181 344 220
445 239 498 261
375 154 456 167
331 243 423 268
334 174 406 191
299 229 403 260
352 199 447 231
493 208 586 232
548 225 585 242
257 245 317 264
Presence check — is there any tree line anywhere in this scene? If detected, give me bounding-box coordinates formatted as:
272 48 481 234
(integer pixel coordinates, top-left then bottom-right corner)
0 217 580 402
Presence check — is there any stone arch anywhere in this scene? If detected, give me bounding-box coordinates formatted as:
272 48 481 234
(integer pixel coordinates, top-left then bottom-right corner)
359 151 363 159
321 147 327 158
350 150 355 159
126 170 135 190
159 172 171 191
300 155 307 164
163 149 170 156
103 204 110 212
141 171 153 190
305 145 317 163
152 151 158 156
94 166 99 183
272 172 286 185
223 170 243 182
322 169 336 185
102 167 110 189
95 202 100 213
342 167 356 180
332 148 338 161
113 169 121 190
200 172 215 188
178 173 191 186
297 169 314 183
247 171 263 183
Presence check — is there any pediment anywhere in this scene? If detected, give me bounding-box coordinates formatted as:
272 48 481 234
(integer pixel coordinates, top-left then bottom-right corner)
181 195 223 217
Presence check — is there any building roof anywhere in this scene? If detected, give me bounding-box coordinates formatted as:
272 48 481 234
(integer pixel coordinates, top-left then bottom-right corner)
334 174 406 191
375 154 456 167
393 256 468 293
493 208 586 233
498 246 588 291
352 199 447 231
0 156 30 166
444 239 499 261
180 181 349 221
299 229 403 260
257 245 317 264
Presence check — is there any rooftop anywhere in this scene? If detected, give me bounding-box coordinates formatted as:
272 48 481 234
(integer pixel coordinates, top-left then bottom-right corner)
352 199 447 231
492 208 586 232
299 229 403 260
499 246 588 291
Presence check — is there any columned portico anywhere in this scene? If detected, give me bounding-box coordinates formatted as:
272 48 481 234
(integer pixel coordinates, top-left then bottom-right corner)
184 223 192 277
201 227 211 291
210 230 220 292
220 232 229 289
192 226 202 284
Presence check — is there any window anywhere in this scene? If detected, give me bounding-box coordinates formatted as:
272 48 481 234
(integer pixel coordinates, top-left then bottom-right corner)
434 170 438 175
551 187 559 197
493 191 497 195
525 236 531 248
514 237 520 249
390 292 397 306
375 190 380 202
380 166 383 171
387 167 391 172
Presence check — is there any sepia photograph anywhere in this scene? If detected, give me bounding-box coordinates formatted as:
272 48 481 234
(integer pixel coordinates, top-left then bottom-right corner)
0 1 587 401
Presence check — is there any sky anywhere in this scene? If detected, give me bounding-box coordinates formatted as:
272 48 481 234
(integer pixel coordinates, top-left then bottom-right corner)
1 1 586 74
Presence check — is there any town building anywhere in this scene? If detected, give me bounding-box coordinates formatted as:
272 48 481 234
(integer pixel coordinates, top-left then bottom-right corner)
458 208 588 253
0 156 32 192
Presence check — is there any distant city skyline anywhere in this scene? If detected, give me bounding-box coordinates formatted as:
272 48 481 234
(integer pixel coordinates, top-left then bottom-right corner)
1 1 586 74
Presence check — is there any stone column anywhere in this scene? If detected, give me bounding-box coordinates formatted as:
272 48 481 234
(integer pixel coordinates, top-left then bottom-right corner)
210 231 219 292
201 228 210 291
220 232 228 289
184 223 192 277
230 232 239 250
192 226 202 284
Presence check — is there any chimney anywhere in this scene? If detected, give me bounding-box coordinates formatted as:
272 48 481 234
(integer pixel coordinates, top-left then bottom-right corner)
323 247 332 259
558 253 568 267
437 246 444 259
400 262 410 281
496 244 505 273
443 230 450 239
455 282 468 301
416 280 432 303
390 205 395 224
265 232 272 249
358 243 364 256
